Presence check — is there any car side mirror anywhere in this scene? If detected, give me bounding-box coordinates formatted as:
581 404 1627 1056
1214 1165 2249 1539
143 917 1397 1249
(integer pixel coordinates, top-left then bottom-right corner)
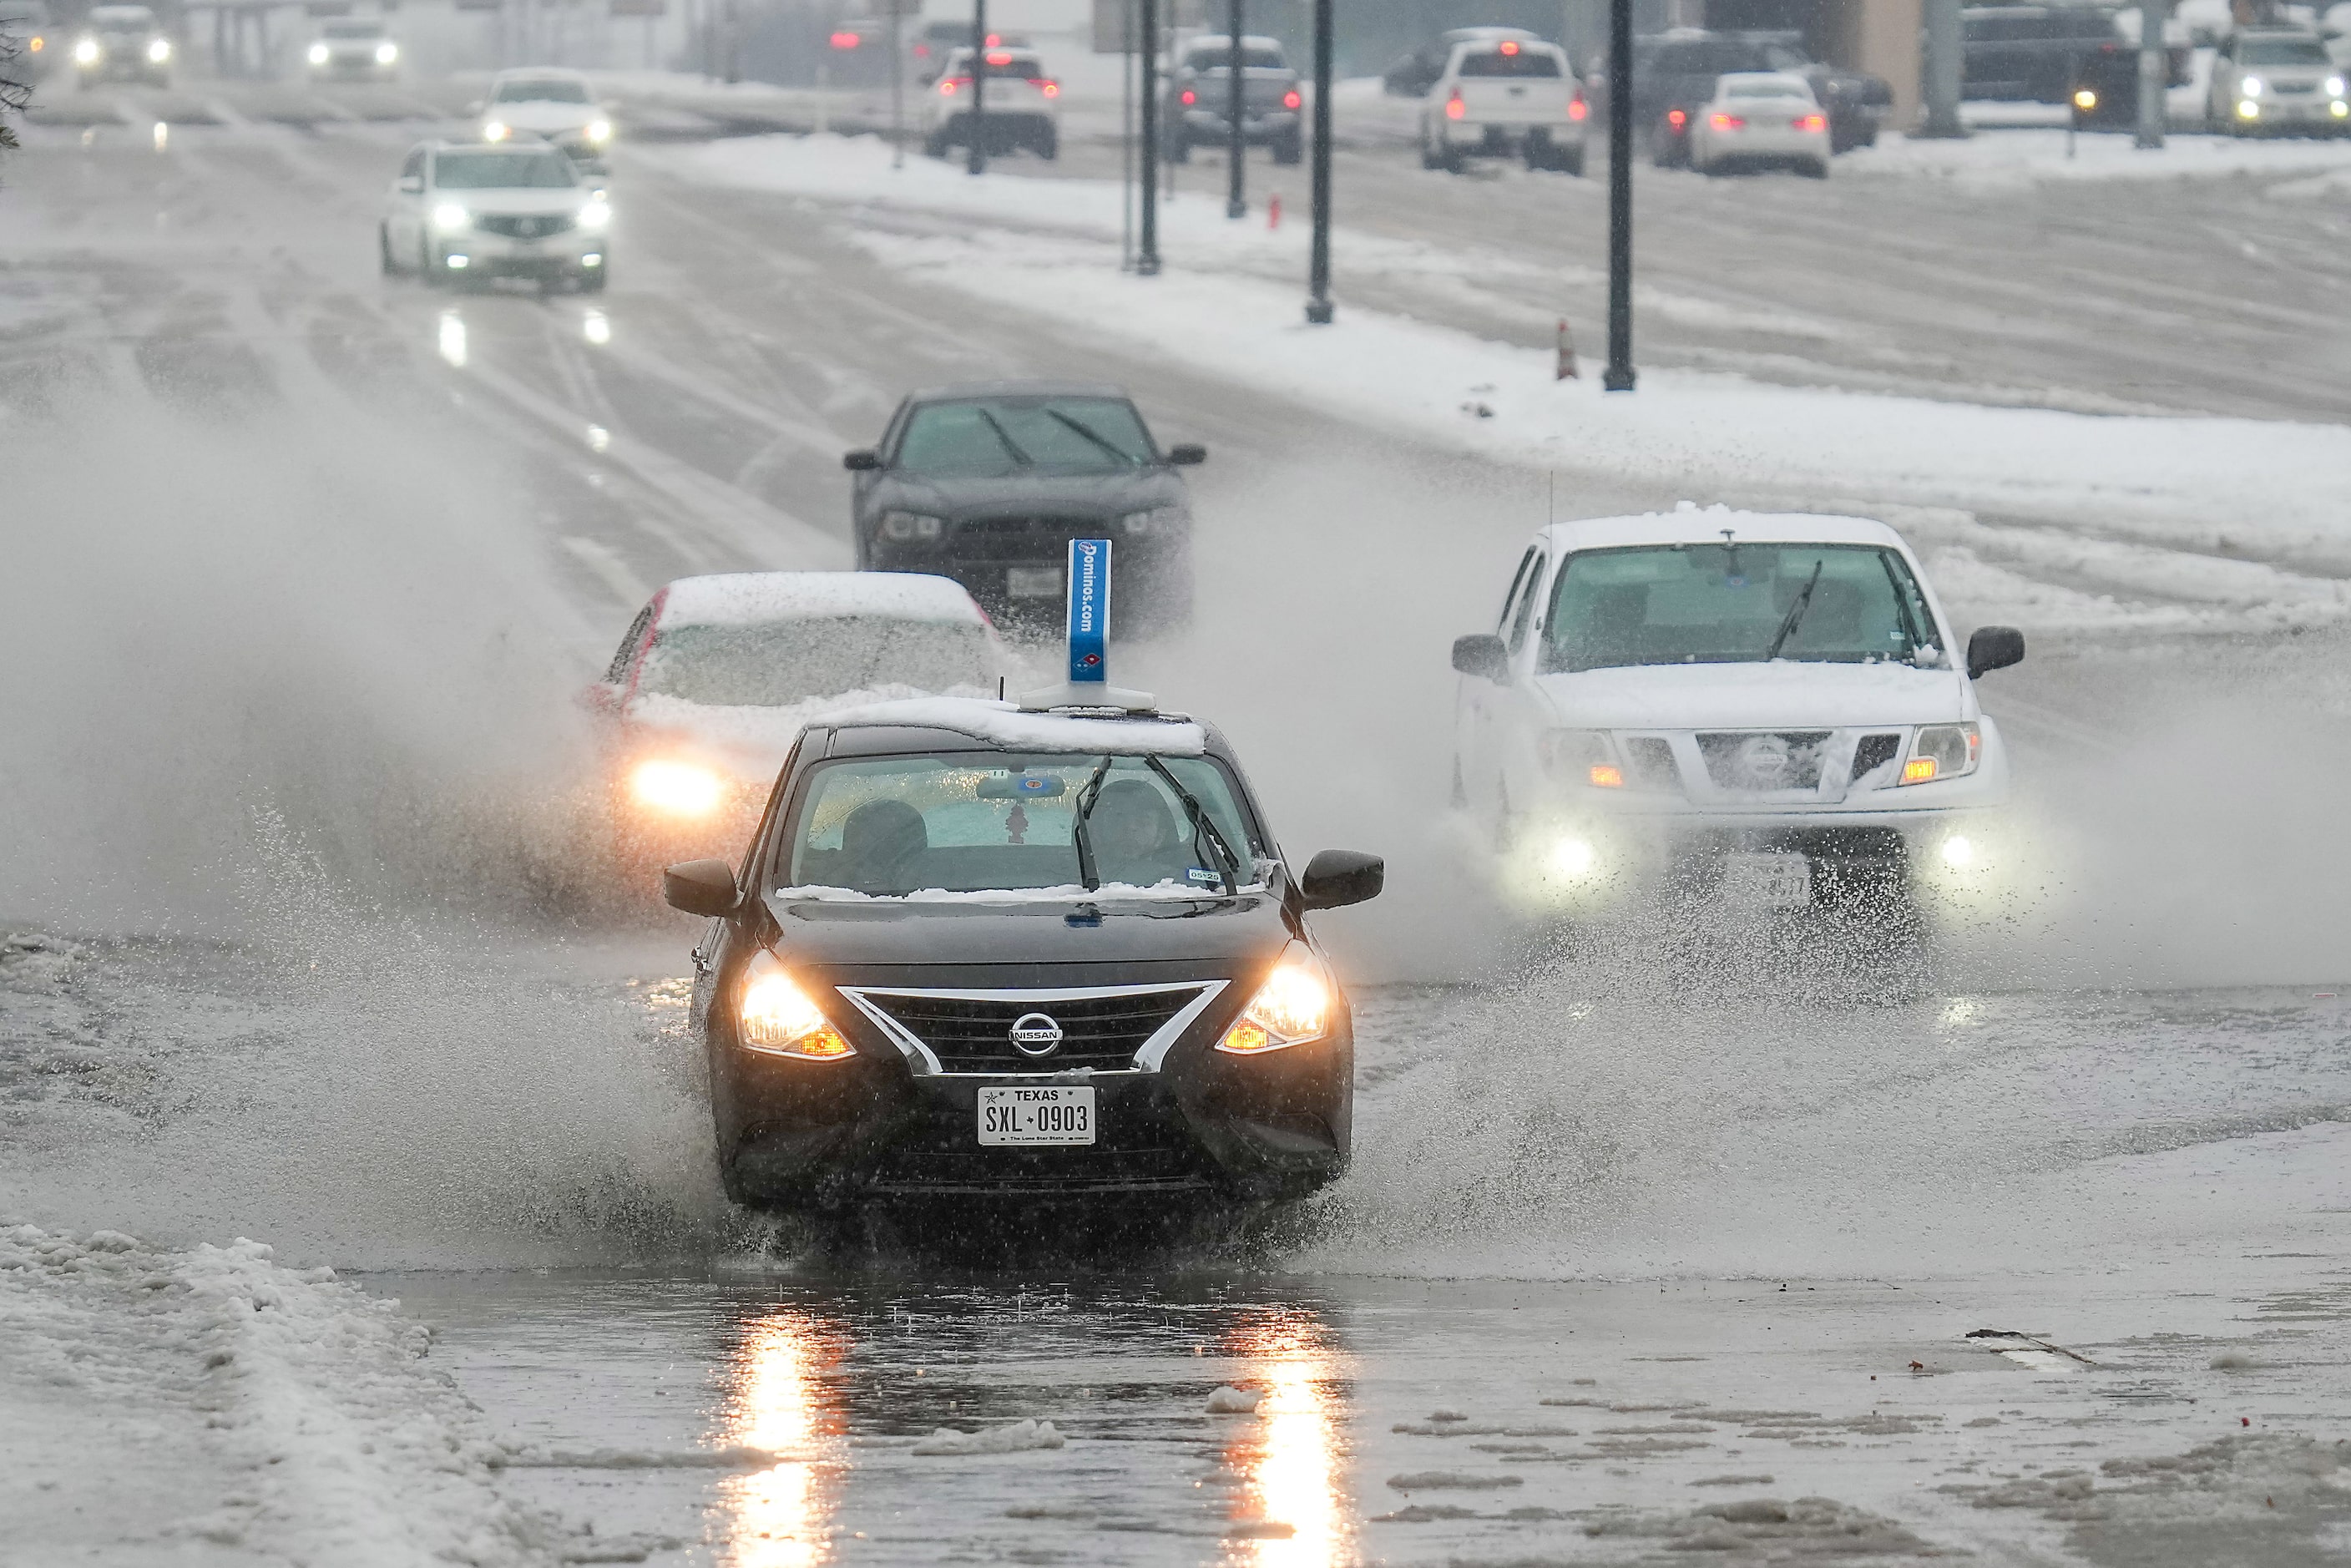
1298 849 1383 911
1451 633 1509 681
662 858 741 917
1165 443 1207 465
397 175 423 193
1966 625 2025 679
842 448 881 472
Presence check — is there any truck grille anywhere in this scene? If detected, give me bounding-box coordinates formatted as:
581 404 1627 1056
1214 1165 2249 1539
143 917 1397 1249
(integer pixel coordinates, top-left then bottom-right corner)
475 213 576 239
1696 731 1832 792
849 985 1211 1073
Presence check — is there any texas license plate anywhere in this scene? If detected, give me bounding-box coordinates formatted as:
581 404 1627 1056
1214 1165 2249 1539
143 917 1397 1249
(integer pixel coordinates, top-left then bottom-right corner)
977 1085 1096 1146
1006 566 1063 599
1720 852 1813 908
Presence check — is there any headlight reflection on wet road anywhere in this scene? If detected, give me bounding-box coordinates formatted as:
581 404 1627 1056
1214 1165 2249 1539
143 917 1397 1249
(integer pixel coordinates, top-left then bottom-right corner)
720 1310 849 1568
1222 1309 1350 1567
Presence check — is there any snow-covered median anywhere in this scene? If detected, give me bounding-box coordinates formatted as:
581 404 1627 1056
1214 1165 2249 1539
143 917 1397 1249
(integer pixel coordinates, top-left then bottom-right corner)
0 1225 561 1566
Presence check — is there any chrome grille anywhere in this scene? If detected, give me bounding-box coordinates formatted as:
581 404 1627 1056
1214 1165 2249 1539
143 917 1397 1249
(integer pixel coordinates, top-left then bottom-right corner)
851 985 1210 1073
476 213 576 239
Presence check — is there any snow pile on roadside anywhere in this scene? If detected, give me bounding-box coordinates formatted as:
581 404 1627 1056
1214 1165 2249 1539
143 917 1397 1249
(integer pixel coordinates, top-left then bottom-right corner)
0 1224 559 1566
1845 128 2351 186
910 1418 1066 1455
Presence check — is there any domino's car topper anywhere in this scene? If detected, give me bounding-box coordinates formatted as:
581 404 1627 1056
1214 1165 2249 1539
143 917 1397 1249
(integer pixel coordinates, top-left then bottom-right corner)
1019 538 1158 714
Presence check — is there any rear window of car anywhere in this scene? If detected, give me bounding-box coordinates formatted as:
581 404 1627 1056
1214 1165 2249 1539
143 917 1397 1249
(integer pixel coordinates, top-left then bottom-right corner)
1459 46 1565 77
493 77 589 103
2241 37 2330 63
433 150 578 189
947 50 1044 77
1725 78 1808 97
1651 40 1767 73
1186 44 1287 69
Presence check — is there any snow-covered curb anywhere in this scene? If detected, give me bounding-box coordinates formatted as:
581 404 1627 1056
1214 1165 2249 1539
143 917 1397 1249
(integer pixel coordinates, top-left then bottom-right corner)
0 1225 563 1566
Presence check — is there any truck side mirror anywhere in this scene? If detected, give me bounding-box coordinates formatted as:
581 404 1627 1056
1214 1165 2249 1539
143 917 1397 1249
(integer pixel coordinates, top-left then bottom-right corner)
397 174 423 193
1298 849 1383 910
1451 633 1509 680
662 858 741 917
1966 625 2025 679
1165 443 1207 465
842 448 881 471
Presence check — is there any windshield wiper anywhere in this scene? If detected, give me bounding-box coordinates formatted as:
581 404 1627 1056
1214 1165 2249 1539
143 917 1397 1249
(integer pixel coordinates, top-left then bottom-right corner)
1042 409 1137 467
1069 756 1114 891
973 407 1034 468
1145 756 1241 896
1764 560 1825 662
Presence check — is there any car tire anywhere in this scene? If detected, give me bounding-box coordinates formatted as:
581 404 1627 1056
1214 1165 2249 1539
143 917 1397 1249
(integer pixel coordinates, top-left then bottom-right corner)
378 224 397 276
1169 129 1191 163
1804 157 1830 179
1419 131 1443 169
1558 144 1585 176
923 129 948 158
419 240 443 288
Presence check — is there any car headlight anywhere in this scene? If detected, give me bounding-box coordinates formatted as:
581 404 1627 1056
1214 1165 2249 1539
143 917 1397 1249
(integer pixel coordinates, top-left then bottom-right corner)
630 757 724 815
1900 721 1979 785
1538 728 1621 788
483 119 510 141
375 40 397 63
2237 98 2263 118
1118 505 1186 536
73 36 98 62
145 37 169 61
2328 74 2348 97
879 510 944 540
307 41 329 63
577 199 610 230
737 950 855 1060
586 118 613 144
1216 949 1332 1055
2241 76 2265 96
431 200 471 234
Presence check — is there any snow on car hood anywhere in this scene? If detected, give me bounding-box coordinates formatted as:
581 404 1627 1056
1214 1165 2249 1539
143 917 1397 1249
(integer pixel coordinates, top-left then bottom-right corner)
487 102 598 133
624 684 988 781
1534 660 1970 731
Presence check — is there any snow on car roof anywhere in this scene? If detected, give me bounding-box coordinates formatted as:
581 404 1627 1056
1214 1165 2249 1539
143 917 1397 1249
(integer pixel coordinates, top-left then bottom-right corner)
1538 506 1910 554
817 696 1207 757
655 572 988 630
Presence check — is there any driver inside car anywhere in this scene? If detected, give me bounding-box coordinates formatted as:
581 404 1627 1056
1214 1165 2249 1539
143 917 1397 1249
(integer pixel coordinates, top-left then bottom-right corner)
1087 779 1193 889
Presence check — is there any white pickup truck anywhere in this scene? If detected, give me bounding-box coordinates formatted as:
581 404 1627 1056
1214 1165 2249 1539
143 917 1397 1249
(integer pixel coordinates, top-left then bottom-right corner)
1420 35 1586 174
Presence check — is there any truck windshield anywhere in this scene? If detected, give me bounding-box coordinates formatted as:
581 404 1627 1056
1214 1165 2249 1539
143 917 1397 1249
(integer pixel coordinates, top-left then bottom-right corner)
894 396 1156 477
1540 544 1934 672
639 619 993 707
779 753 1258 897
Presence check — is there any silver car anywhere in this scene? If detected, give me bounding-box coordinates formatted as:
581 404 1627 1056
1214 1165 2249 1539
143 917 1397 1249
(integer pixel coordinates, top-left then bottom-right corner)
2209 28 2348 134
380 140 610 293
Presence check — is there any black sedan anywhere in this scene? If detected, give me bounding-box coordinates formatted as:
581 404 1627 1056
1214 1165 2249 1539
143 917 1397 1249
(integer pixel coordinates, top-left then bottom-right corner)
845 382 1204 633
661 696 1382 1226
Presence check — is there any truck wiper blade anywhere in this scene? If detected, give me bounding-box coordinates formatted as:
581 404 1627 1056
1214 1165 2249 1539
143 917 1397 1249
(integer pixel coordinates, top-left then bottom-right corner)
1145 756 1241 896
1069 756 1114 891
974 407 1033 468
1042 408 1136 466
1764 560 1825 662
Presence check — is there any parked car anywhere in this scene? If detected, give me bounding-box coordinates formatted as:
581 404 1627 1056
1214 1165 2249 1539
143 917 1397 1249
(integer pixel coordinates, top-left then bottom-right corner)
843 381 1205 633
1383 25 1541 97
1961 3 2184 103
1591 28 1888 156
306 16 399 81
2208 26 2348 133
1686 71 1831 176
922 43 1060 159
382 139 611 291
1450 509 2022 917
1165 33 1302 165
660 691 1383 1221
1420 33 1585 173
71 4 170 88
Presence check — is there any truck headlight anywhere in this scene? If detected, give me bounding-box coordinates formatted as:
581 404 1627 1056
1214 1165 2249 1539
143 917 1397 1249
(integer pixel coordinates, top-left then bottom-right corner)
630 757 724 815
307 41 329 63
2328 75 2347 97
73 36 99 63
879 510 944 540
432 201 471 234
146 37 169 62
586 118 613 144
1901 722 1979 785
483 119 510 141
1539 729 1620 788
1216 950 1332 1055
738 951 855 1060
375 40 398 63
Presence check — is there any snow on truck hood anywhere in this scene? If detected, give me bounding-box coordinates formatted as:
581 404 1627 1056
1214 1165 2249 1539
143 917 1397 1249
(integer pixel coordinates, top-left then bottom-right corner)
1535 659 1971 731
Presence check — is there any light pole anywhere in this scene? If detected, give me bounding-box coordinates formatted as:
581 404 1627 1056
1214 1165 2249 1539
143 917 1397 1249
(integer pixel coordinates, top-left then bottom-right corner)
891 0 905 169
2135 0 2166 149
1304 0 1332 321
1225 0 1246 218
968 0 988 175
1602 0 1635 392
1138 0 1160 272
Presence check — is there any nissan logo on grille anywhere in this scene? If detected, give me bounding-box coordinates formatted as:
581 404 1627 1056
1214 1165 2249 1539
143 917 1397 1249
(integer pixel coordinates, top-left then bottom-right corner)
1007 1012 1064 1057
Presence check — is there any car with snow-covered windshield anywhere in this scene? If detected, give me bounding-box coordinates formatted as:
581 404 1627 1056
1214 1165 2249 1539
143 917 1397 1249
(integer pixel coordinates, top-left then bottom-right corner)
584 572 1003 870
658 691 1383 1224
1450 509 2023 913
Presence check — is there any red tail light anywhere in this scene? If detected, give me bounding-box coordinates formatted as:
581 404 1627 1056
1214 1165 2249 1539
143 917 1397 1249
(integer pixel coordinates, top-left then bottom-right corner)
827 28 859 48
1037 78 1059 96
1445 89 1466 119
1710 112 1744 129
984 31 1001 44
1181 88 1196 105
1568 93 1589 121
984 48 1012 65
1499 38 1519 54
1666 107 1686 128
1795 113 1826 131
1283 88 1302 109
939 77 961 95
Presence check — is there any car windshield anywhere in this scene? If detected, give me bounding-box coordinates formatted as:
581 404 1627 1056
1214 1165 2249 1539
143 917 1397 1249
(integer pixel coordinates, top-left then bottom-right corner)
433 151 578 189
894 396 1156 477
494 78 589 103
89 7 154 25
1726 79 1809 98
1540 544 1934 672
1459 47 1564 77
638 618 993 707
2241 37 2329 63
1187 44 1287 69
323 21 382 37
945 50 1044 77
778 752 1261 897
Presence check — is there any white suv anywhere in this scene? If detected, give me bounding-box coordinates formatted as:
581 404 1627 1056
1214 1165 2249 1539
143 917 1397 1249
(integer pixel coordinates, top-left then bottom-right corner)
1450 509 2021 913
2208 28 2348 134
923 45 1061 159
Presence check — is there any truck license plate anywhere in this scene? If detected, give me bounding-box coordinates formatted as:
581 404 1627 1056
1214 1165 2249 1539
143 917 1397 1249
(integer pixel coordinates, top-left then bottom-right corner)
1007 566 1063 599
1720 852 1813 909
978 1085 1096 1146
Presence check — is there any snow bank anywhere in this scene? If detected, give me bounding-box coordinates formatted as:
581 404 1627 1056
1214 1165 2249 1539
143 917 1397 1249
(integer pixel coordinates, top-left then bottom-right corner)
1206 1384 1264 1414
909 1417 1066 1455
818 695 1208 756
1845 128 2351 187
0 1224 558 1565
658 570 987 629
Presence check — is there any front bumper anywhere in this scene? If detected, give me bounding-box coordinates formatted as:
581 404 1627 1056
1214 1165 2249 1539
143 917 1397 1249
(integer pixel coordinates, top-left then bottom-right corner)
2232 94 2351 129
435 231 604 278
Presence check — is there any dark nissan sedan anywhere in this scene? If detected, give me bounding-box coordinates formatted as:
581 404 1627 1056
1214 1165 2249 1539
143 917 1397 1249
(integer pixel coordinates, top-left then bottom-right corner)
661 696 1381 1226
844 382 1205 633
